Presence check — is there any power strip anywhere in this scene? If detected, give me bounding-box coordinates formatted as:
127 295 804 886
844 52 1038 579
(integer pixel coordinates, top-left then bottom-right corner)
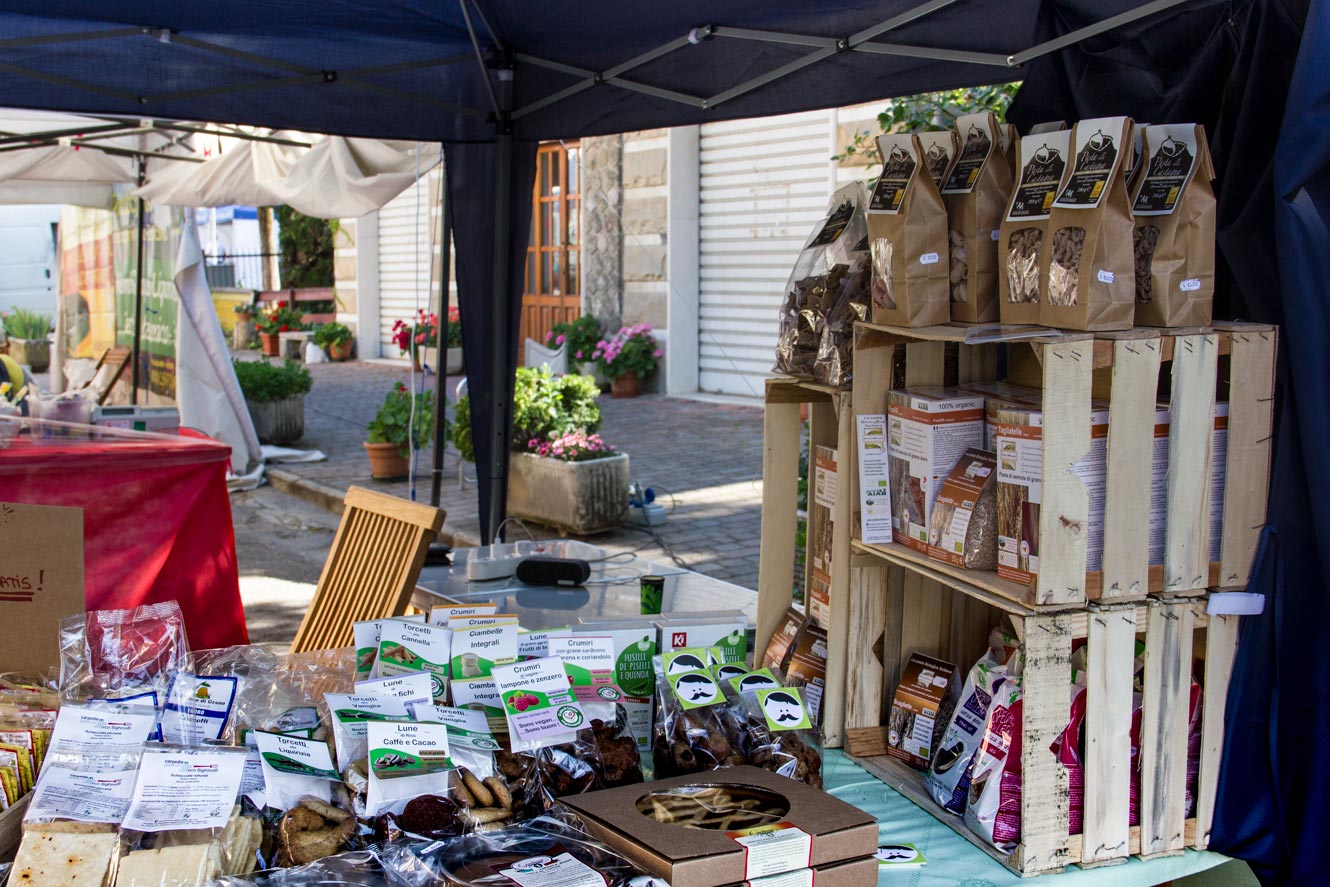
466 555 523 581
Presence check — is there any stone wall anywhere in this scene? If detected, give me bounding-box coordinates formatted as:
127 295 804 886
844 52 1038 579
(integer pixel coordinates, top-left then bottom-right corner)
333 218 358 317
580 134 623 330
620 129 669 332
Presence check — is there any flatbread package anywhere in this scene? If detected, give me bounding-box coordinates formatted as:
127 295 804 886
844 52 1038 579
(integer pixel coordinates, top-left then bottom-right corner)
12 821 119 887
867 133 951 328
1041 116 1137 331
998 127 1071 325
1131 123 1217 326
115 842 224 887
941 112 1013 323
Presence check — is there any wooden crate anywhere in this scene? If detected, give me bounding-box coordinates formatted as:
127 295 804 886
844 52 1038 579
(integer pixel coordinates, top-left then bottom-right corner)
851 321 1227 609
842 557 1241 876
756 377 854 748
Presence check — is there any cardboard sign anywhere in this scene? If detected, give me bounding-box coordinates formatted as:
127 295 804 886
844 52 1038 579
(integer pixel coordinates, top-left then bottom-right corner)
0 502 84 672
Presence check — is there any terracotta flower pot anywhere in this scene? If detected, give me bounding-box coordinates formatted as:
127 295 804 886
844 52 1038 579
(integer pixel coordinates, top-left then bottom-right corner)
259 331 281 356
365 441 410 480
610 371 640 398
327 340 354 361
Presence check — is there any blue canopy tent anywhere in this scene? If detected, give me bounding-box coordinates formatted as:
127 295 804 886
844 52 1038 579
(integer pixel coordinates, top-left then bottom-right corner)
0 1 1317 880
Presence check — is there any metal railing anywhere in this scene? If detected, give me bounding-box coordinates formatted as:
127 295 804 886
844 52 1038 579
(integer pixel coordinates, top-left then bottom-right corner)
202 251 277 291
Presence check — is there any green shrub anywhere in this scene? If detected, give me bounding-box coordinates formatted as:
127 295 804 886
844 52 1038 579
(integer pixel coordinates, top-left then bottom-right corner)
368 383 440 458
276 207 335 288
313 322 353 347
2 307 52 340
233 359 312 403
452 367 601 462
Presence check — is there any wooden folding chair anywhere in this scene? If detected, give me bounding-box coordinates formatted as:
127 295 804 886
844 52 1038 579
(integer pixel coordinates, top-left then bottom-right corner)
289 486 445 653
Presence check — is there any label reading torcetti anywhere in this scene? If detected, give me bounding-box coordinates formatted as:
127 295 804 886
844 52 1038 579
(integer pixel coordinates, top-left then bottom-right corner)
1132 124 1200 216
726 822 813 878
254 731 340 780
353 614 427 679
367 720 452 779
941 113 996 195
1053 117 1128 209
755 687 813 731
410 704 501 751
868 135 919 215
123 746 247 832
1006 131 1071 222
160 673 239 745
378 620 453 703
26 766 135 823
498 851 605 887
492 657 587 743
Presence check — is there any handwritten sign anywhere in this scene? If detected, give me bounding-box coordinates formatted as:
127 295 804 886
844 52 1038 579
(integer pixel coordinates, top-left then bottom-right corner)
0 502 85 672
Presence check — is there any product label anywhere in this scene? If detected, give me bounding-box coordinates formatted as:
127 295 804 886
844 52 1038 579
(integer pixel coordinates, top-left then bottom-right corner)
727 822 813 878
669 670 723 710
428 603 497 625
746 870 814 887
88 691 161 742
498 851 604 887
857 413 894 544
26 765 135 823
1180 278 1202 292
354 615 426 679
1097 269 1116 284
806 198 855 248
366 720 452 778
160 673 238 745
410 704 501 751
730 668 782 694
326 694 412 739
919 251 940 264
1210 403 1229 563
240 747 265 796
868 134 919 215
931 449 996 567
942 113 997 195
1149 408 1170 565
876 843 927 867
123 746 247 831
254 731 339 780
663 624 747 664
713 661 750 683
917 131 957 188
492 657 588 744
887 392 986 552
452 622 519 679
355 671 435 708
546 635 616 687
518 628 563 661
1133 124 1200 216
378 620 453 702
662 647 715 675
1006 131 1071 221
48 702 158 763
1053 117 1128 209
755 687 813 731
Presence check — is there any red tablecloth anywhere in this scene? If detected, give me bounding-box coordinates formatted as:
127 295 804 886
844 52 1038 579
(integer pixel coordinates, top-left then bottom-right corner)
0 433 248 650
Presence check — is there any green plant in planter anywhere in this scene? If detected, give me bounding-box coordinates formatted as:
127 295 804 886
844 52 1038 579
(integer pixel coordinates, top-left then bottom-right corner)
312 322 353 348
232 359 312 403
368 382 442 458
592 323 660 381
544 314 603 363
2 307 52 340
452 367 601 463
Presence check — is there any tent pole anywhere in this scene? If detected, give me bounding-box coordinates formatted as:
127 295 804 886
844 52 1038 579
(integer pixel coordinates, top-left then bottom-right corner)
431 156 453 508
484 65 515 544
129 159 146 405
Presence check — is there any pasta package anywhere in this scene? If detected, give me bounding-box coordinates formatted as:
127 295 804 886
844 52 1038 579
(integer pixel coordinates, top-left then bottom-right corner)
941 112 1014 323
998 127 1071 325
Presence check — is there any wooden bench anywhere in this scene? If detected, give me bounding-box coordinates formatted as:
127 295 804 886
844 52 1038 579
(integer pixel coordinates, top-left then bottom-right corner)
256 286 337 325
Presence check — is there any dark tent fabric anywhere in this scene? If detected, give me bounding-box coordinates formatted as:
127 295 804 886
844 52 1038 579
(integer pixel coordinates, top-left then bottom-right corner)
1010 1 1318 883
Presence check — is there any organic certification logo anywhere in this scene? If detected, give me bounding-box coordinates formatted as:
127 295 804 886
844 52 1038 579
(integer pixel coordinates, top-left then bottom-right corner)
556 706 584 728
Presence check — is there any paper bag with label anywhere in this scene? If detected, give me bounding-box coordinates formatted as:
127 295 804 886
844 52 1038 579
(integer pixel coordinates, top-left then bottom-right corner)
1041 117 1137 331
867 133 951 328
941 112 1013 323
0 502 84 674
998 127 1071 325
1131 123 1217 327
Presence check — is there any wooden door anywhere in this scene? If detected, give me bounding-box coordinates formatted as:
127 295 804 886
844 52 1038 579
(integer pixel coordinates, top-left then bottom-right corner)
520 142 581 357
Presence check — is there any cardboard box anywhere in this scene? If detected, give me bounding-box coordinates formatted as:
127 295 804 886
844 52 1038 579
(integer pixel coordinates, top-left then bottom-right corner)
656 612 748 664
0 501 84 674
784 624 827 725
761 606 807 671
807 446 837 626
886 388 985 553
886 652 958 769
720 857 878 887
927 448 998 569
560 766 879 887
959 381 1043 449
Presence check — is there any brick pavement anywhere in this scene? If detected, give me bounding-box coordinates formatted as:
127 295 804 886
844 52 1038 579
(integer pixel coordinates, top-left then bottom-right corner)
266 358 765 588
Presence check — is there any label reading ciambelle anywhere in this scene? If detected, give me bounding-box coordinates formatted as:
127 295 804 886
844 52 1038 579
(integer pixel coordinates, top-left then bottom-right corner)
26 766 135 823
499 851 604 887
726 822 813 878
123 746 247 831
492 657 587 742
160 673 239 745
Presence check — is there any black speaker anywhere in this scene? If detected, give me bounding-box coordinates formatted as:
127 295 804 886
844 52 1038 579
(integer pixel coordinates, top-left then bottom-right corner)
515 556 591 587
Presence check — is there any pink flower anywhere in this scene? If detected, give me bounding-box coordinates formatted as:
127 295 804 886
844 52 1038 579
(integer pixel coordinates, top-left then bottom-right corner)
653 349 662 358
546 331 555 344
555 334 566 345
575 350 583 359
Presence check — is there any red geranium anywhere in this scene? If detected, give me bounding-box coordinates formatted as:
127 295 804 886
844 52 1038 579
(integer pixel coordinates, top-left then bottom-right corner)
279 324 290 333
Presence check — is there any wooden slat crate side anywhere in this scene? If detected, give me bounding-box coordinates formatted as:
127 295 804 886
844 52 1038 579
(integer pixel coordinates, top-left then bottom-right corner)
821 393 857 748
755 397 803 656
1217 327 1277 589
843 555 889 736
1138 599 1196 858
1100 336 1163 601
1017 611 1076 874
1163 334 1219 592
904 339 946 387
1035 339 1093 607
1194 611 1241 850
1081 605 1138 865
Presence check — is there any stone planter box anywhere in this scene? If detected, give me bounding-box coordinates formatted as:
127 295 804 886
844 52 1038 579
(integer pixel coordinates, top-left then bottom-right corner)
446 347 463 375
8 337 49 373
508 451 629 535
246 393 305 444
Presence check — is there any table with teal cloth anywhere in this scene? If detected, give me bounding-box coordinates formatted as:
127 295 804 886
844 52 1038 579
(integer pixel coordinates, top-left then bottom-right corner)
822 749 1229 885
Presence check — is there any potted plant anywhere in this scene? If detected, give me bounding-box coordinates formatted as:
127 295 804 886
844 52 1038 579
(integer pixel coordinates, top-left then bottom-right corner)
392 309 440 372
255 301 306 357
592 323 661 398
233 358 312 444
444 305 464 374
2 308 53 372
313 322 355 361
546 314 604 381
232 303 256 350
454 367 627 533
365 382 439 480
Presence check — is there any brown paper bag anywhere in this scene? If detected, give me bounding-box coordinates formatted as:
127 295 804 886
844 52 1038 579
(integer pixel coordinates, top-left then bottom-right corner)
941 112 1013 323
867 133 951 327
1131 124 1216 327
916 130 959 191
998 127 1071 325
1040 117 1137 331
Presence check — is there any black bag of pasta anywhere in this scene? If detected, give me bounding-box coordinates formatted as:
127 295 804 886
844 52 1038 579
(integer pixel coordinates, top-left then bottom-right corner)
774 182 868 375
941 112 1013 323
998 127 1071 325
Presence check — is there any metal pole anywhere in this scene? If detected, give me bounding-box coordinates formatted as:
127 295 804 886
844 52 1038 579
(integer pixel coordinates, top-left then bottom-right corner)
431 157 453 508
485 65 514 544
129 159 146 404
